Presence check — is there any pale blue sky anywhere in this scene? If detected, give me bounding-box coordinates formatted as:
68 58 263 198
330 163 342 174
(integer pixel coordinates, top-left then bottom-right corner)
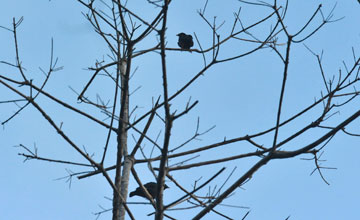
1 0 360 219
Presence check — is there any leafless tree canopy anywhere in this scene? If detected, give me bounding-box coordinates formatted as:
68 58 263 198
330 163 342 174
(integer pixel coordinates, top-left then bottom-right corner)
1 0 360 219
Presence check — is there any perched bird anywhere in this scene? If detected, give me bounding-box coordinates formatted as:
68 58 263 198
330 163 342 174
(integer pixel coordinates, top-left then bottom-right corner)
129 182 169 199
177 33 194 50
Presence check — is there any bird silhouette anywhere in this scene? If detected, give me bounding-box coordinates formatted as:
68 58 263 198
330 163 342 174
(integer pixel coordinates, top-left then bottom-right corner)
129 182 169 199
177 33 194 50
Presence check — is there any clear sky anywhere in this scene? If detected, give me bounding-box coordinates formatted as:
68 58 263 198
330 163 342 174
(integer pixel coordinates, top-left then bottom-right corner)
1 0 360 219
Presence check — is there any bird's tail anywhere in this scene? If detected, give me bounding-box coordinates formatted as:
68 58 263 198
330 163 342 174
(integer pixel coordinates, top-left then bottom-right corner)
129 192 135 197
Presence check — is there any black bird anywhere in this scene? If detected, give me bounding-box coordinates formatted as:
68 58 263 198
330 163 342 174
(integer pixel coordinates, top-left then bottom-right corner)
177 33 194 50
129 182 169 199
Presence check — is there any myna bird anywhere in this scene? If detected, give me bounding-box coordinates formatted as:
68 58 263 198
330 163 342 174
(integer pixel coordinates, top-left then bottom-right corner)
177 33 194 50
129 182 169 199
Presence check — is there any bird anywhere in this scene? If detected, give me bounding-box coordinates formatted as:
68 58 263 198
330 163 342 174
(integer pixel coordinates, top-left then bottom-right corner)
129 182 169 199
177 33 194 50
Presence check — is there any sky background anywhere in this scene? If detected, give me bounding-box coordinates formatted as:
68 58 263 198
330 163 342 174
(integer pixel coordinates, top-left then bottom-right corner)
1 0 360 219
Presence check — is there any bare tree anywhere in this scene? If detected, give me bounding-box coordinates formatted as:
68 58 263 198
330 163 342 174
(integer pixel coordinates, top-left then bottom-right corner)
1 0 360 219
